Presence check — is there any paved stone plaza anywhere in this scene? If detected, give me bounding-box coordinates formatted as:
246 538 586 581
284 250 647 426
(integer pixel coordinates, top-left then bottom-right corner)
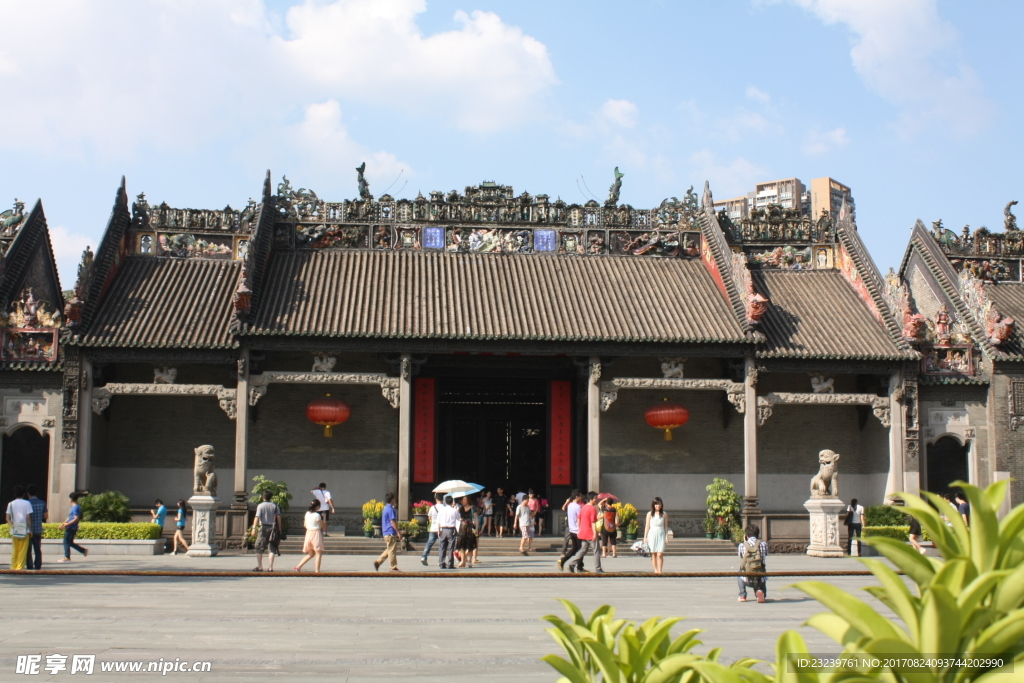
0 553 891 681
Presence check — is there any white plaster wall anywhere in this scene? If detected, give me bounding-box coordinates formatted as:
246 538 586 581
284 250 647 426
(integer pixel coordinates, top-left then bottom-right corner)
601 472 889 512
90 467 387 510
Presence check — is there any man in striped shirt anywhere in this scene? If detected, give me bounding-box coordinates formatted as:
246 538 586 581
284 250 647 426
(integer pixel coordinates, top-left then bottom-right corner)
737 525 768 603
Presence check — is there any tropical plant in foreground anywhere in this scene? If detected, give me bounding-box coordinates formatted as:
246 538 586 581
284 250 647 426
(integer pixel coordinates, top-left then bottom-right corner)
542 600 766 683
542 481 1023 682
781 480 1024 682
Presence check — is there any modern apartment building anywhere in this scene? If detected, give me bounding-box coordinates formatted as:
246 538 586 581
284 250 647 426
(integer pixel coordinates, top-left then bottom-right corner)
713 176 853 221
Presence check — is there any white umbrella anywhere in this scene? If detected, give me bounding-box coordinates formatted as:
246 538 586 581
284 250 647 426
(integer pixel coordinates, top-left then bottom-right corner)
433 480 472 494
447 483 484 498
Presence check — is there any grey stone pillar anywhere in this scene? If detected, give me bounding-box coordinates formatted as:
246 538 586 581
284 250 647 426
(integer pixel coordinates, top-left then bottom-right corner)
397 353 412 520
884 370 905 500
742 356 759 512
75 358 93 492
587 356 601 493
233 350 250 509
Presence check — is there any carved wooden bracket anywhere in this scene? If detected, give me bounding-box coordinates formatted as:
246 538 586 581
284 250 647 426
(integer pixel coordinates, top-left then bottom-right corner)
599 377 745 413
248 371 401 409
91 383 238 420
756 392 890 427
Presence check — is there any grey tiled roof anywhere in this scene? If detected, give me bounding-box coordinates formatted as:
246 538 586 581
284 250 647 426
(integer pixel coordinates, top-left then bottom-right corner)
755 270 914 360
247 250 749 343
80 257 240 349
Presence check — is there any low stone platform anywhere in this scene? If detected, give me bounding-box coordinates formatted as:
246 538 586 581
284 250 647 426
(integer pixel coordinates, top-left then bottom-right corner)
0 538 165 555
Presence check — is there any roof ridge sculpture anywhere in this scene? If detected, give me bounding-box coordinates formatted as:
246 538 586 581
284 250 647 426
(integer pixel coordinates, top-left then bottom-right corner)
833 199 915 355
696 181 761 339
230 171 276 334
75 177 132 339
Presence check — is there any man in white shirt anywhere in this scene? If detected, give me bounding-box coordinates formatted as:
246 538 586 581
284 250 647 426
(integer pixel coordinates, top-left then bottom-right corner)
420 492 444 567
557 491 583 571
514 497 535 555
312 483 335 536
435 495 460 569
6 485 34 570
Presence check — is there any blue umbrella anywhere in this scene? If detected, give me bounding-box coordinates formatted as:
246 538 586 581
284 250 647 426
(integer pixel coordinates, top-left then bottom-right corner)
447 483 484 498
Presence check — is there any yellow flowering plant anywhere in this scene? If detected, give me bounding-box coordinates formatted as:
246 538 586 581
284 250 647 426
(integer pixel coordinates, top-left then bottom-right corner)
362 499 384 520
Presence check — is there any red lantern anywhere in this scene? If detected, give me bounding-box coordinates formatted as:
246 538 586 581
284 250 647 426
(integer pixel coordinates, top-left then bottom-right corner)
306 393 351 437
645 398 689 441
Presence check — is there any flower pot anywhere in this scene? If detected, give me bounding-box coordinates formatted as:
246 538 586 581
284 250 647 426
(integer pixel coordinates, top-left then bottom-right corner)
705 532 714 539
626 533 637 541
413 514 429 526
716 531 729 540
363 530 373 538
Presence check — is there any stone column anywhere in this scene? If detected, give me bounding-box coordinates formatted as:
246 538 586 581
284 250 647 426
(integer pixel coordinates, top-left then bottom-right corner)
884 370 905 500
587 356 601 493
742 356 759 512
233 349 250 509
397 353 412 521
75 357 93 492
187 494 221 557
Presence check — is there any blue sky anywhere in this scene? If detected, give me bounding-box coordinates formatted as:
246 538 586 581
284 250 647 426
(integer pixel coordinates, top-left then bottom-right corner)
1 0 1021 287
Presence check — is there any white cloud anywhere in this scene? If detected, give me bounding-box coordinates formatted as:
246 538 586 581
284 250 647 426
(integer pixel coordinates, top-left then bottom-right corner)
277 0 558 132
745 86 771 103
597 99 639 129
789 0 992 137
686 150 771 200
803 126 850 155
0 0 558 161
286 100 411 190
48 224 94 291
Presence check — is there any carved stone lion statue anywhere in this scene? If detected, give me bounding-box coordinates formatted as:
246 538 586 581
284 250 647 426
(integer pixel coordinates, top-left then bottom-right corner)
810 449 840 499
809 373 835 394
193 445 217 497
153 366 177 384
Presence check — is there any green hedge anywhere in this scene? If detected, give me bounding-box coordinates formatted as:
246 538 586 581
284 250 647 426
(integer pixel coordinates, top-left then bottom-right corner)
863 525 910 541
864 503 909 526
0 523 162 540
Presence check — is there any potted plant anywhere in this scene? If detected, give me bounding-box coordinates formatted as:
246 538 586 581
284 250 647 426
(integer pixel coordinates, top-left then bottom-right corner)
626 519 639 541
362 519 374 538
411 500 433 527
702 513 716 539
398 520 421 541
715 520 730 540
250 475 292 539
705 477 741 535
615 503 638 540
362 499 384 537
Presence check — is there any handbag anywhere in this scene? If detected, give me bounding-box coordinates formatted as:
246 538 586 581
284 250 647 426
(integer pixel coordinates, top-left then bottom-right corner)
630 540 650 557
10 521 28 538
843 510 853 526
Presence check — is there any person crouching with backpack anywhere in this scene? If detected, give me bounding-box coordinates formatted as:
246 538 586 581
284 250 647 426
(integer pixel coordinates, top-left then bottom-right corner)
737 524 768 603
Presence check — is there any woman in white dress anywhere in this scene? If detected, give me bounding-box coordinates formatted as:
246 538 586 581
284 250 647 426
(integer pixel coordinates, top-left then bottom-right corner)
643 497 668 574
295 500 326 573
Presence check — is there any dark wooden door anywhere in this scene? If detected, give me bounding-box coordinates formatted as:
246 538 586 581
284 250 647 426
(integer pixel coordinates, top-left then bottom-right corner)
925 436 969 495
1 427 50 507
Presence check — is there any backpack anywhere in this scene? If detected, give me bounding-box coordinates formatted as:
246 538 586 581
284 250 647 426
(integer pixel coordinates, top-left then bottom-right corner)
740 541 765 582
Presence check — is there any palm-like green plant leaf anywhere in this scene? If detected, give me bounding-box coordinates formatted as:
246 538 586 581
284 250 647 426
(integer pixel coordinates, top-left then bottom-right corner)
794 582 909 644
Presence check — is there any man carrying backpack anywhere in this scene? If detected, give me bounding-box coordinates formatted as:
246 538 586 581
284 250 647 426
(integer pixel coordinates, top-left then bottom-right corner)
737 524 768 603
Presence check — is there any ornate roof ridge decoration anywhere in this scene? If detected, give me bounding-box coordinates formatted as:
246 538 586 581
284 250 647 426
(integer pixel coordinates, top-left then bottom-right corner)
77 177 132 336
230 171 275 334
959 269 1016 347
904 220 1006 360
130 192 257 235
833 199 914 354
697 181 759 338
0 198 28 257
928 201 1022 259
719 204 835 246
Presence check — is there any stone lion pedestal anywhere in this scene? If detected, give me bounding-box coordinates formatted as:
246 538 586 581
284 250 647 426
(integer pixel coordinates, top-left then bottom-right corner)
804 498 846 557
186 495 220 557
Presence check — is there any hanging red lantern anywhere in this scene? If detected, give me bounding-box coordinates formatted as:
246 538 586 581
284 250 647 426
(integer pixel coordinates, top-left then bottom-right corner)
306 393 351 437
645 398 689 441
